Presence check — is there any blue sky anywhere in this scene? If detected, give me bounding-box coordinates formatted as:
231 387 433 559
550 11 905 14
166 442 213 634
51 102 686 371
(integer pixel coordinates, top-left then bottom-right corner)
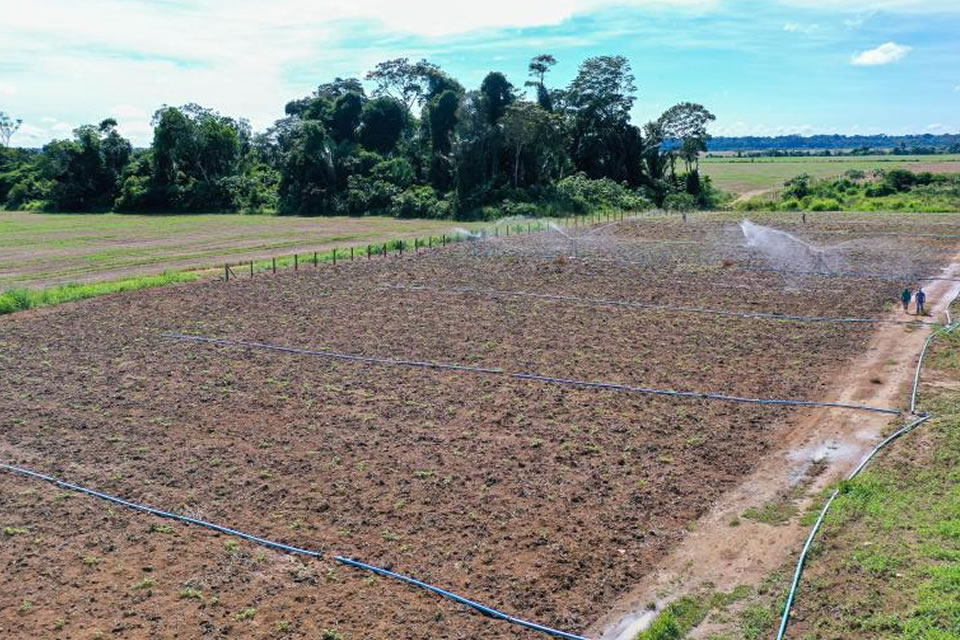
1 0 958 146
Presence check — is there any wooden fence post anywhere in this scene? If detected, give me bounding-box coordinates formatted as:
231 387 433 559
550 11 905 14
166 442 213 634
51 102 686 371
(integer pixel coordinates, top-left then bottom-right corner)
249 260 254 277
332 249 336 266
294 254 298 270
225 263 229 282
383 243 387 257
367 244 372 259
351 246 354 261
399 240 403 256
272 257 276 274
314 251 318 267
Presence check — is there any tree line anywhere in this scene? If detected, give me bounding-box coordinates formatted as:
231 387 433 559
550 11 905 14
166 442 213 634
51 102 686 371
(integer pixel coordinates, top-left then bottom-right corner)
0 54 722 218
709 133 960 154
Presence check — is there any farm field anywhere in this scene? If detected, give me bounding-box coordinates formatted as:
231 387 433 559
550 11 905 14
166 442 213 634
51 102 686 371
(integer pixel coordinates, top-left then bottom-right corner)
1 212 960 640
0 210 485 289
701 154 960 195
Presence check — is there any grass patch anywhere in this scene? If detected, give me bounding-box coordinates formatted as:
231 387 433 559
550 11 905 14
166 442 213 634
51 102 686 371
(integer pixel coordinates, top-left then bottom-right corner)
0 272 201 315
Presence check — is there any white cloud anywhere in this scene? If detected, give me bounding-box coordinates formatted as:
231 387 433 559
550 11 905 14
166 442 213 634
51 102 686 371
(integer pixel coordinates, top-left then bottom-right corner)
783 22 819 33
851 42 912 66
0 82 17 96
781 0 960 12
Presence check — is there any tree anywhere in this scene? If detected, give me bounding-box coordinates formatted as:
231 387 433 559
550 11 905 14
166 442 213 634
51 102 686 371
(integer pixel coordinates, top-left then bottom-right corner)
501 102 562 187
479 72 515 125
525 54 556 111
567 56 635 126
359 97 406 154
366 58 441 113
657 102 715 172
427 90 460 190
40 121 133 211
146 104 249 210
0 111 22 147
566 56 639 183
329 92 364 143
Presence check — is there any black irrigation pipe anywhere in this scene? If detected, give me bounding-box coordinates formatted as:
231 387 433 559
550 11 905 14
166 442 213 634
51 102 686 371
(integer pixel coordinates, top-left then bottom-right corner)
382 283 934 326
0 464 590 640
162 333 901 415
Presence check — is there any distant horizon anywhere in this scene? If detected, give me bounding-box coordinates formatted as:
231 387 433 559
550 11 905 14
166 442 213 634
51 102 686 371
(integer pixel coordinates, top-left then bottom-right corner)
2 0 958 146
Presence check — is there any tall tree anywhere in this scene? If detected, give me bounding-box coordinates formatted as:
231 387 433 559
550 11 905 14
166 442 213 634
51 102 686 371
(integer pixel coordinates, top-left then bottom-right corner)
359 97 407 154
0 111 22 147
525 54 556 111
657 102 716 172
566 56 639 183
479 72 515 125
365 58 441 113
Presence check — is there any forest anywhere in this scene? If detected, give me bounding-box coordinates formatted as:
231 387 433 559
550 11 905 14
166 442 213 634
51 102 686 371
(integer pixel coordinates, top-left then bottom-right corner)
0 55 722 219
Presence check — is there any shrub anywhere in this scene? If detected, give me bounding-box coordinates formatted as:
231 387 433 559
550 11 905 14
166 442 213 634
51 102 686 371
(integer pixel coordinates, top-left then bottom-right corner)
809 198 841 212
390 186 450 219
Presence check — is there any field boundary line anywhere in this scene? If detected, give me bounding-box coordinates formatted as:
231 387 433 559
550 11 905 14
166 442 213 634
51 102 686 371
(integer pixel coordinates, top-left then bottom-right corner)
383 283 934 326
162 333 902 415
0 463 592 640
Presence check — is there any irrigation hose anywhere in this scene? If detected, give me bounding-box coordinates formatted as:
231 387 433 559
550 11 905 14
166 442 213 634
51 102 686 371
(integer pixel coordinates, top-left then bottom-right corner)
383 283 934 326
776 291 960 640
162 333 901 416
0 463 324 559
0 462 592 640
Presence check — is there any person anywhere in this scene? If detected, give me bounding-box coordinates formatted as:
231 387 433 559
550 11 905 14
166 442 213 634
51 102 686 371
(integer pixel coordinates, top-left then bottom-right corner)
916 288 926 316
901 287 911 312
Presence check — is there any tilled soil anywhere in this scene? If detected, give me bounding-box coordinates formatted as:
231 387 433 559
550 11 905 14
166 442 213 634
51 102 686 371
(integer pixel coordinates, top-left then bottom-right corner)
1 216 958 640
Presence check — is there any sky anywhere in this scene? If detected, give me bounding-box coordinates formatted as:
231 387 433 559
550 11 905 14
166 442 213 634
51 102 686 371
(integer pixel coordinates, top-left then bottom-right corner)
1 0 959 146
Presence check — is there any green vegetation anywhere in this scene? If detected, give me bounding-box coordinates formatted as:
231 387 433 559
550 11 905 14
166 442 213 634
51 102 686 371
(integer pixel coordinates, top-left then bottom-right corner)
788 384 960 639
737 168 960 212
702 154 960 195
0 56 722 220
636 587 755 640
0 272 200 315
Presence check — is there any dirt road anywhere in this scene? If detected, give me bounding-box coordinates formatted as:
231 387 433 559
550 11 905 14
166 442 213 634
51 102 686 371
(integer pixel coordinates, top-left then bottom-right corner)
592 257 960 640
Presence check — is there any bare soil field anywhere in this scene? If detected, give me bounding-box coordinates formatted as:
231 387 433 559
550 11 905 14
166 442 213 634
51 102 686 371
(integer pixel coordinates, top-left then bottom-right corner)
1 212 959 640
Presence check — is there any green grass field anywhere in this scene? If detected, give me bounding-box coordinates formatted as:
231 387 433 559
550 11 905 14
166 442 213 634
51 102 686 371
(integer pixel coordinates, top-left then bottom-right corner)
0 211 486 290
702 154 960 196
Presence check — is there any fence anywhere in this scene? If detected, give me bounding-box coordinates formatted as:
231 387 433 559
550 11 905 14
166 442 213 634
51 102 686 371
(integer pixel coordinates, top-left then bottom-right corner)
220 211 637 282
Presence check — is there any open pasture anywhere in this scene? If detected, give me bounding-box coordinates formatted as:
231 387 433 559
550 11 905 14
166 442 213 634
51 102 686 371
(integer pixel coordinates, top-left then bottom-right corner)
0 210 484 289
1 212 959 639
701 154 960 195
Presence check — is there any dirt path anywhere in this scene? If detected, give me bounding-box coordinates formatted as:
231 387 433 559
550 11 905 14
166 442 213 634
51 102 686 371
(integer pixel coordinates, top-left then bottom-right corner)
732 189 773 205
590 257 960 640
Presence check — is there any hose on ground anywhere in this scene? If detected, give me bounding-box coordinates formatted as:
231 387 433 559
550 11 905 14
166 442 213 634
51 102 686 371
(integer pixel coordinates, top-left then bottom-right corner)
776 288 960 640
0 462 592 640
383 283 933 326
162 333 901 416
